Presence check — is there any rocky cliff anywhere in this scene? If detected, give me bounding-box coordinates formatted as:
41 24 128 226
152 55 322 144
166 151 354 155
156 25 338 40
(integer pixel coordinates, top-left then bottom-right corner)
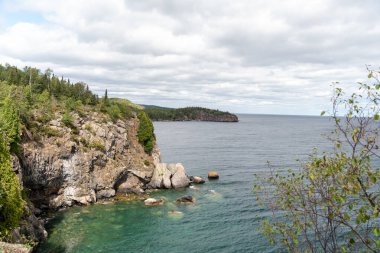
17 111 160 209
8 110 190 247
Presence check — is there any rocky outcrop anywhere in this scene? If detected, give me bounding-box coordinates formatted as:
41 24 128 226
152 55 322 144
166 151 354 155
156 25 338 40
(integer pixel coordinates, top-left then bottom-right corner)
7 110 191 250
18 111 158 209
176 196 195 204
147 163 190 189
9 156 48 247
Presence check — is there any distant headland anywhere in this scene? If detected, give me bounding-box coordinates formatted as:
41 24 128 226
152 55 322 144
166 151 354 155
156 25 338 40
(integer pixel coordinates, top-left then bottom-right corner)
142 105 239 122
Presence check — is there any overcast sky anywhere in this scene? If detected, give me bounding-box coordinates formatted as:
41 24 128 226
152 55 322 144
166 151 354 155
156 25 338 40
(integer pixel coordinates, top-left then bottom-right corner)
0 0 380 115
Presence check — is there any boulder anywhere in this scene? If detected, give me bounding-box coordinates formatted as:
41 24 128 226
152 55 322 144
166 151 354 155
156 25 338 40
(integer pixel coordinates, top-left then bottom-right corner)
116 174 144 194
176 195 195 204
171 164 190 188
144 198 164 206
191 176 205 184
147 163 172 188
147 163 190 189
96 189 116 199
208 171 219 179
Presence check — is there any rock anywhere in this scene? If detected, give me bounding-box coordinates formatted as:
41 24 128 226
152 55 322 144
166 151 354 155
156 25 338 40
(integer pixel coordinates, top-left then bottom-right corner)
191 176 205 184
0 242 32 253
96 189 116 199
18 110 156 210
168 210 184 219
171 164 190 188
116 174 144 194
176 195 195 204
148 163 190 189
147 163 172 189
208 171 219 179
144 198 164 206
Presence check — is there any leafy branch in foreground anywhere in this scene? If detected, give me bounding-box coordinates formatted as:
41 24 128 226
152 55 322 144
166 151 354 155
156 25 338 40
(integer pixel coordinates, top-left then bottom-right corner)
255 68 380 252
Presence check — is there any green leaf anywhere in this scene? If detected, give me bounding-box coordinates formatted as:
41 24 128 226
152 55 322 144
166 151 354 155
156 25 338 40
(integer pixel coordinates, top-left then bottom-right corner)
376 84 380 90
375 114 380 121
320 111 326 116
349 238 355 244
374 227 380 237
368 72 373 78
371 175 377 184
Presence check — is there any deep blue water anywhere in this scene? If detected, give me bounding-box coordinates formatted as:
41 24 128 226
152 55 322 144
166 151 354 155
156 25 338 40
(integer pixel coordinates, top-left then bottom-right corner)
36 114 334 253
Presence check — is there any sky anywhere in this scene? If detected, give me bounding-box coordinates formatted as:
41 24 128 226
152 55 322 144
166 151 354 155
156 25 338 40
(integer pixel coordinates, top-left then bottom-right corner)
0 0 380 115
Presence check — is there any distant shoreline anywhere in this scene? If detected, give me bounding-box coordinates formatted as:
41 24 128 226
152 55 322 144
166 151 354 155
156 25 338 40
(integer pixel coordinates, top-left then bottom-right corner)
142 105 239 122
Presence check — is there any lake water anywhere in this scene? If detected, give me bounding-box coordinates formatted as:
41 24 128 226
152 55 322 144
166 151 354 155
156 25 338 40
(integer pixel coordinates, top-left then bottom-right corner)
36 114 334 253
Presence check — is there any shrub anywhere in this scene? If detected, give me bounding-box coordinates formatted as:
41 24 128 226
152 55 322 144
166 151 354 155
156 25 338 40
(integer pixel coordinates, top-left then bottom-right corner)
106 104 121 123
88 141 105 151
41 127 63 137
256 69 380 252
62 112 74 128
0 97 21 154
0 133 23 238
137 111 155 154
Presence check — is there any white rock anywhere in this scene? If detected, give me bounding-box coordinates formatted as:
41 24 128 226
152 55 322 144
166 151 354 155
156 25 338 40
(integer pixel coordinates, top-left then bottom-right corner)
171 163 190 189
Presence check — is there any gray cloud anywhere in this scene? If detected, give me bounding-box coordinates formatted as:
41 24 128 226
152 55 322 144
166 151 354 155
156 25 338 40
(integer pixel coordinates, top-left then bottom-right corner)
0 0 379 114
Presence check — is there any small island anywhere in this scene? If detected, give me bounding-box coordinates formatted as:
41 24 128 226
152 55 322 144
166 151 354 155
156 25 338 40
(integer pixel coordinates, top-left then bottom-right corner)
143 105 239 122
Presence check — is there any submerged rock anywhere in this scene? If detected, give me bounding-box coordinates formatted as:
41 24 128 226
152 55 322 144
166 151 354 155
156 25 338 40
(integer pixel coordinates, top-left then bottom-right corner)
168 210 184 219
144 198 164 206
176 195 196 204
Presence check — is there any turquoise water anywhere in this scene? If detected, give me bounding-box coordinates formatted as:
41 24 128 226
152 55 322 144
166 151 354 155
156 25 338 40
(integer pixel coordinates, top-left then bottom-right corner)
36 114 333 253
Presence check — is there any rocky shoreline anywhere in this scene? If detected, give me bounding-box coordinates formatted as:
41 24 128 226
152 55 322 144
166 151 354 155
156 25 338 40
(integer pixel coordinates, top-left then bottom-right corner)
3 110 202 252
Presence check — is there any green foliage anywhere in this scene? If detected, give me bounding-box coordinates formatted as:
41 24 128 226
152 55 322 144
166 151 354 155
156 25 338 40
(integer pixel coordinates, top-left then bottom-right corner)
137 111 155 154
0 133 23 238
62 112 74 128
88 141 105 151
0 97 21 154
144 106 238 121
106 104 122 123
256 68 380 252
41 127 63 137
79 137 105 151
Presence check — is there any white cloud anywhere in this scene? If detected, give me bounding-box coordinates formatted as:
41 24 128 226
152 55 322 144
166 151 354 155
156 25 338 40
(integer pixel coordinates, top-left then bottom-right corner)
0 0 379 114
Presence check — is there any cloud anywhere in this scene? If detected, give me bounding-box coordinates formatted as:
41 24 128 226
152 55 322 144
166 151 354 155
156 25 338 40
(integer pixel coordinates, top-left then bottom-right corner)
0 0 379 114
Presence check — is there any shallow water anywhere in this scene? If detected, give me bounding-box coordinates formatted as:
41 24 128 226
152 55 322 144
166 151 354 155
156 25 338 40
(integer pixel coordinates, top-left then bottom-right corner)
36 114 334 253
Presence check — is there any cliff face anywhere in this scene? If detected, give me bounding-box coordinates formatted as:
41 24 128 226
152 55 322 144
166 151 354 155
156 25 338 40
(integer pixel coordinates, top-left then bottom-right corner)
6 109 191 248
17 111 159 209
